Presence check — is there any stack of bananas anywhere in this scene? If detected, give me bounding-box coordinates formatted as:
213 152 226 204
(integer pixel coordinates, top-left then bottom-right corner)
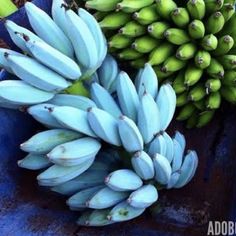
0 0 107 105
16 58 198 226
85 0 236 127
0 0 199 226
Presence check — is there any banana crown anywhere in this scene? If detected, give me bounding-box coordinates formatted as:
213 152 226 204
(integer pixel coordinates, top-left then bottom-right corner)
85 0 236 127
16 52 199 226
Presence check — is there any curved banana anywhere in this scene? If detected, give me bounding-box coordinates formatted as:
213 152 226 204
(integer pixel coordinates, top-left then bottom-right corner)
148 133 167 157
162 132 174 163
171 139 184 173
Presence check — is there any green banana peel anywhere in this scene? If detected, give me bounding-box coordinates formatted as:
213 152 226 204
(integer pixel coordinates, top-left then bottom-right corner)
0 0 17 17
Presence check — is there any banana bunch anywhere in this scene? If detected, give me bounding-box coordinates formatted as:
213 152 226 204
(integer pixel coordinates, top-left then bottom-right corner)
12 61 198 226
0 0 107 104
84 0 236 127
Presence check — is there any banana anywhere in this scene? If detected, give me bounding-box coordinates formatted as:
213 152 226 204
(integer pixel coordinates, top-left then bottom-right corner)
213 35 234 56
186 111 198 129
25 38 81 80
118 48 142 60
0 80 54 105
201 34 218 51
206 58 224 78
205 0 224 13
5 54 70 92
188 19 205 39
153 153 172 185
4 20 42 55
218 55 236 70
155 0 177 20
188 84 206 102
156 83 176 131
17 154 51 170
77 211 92 225
118 115 144 152
47 137 101 166
221 86 236 104
127 184 158 208
135 63 158 98
206 91 221 109
79 209 113 226
132 36 159 54
131 151 155 180
116 71 139 121
176 103 196 121
172 71 187 94
25 2 74 58
119 21 146 37
187 0 206 20
49 94 96 111
173 131 186 150
78 8 107 66
184 65 203 86
171 7 190 28
176 43 197 60
94 12 108 21
164 28 190 45
161 56 186 73
174 150 198 188
99 12 131 29
117 0 154 13
27 104 65 129
67 186 103 209
85 0 121 11
37 157 95 186
98 54 119 93
167 171 181 189
148 21 170 39
205 78 221 92
87 107 122 146
153 67 174 81
105 169 143 191
133 4 160 25
107 201 145 222
51 169 109 195
221 3 235 22
138 92 161 144
194 50 211 69
50 106 96 137
171 139 184 172
20 129 81 154
90 82 122 118
65 9 99 69
148 43 174 66
176 92 188 107
87 187 129 209
222 71 236 86
148 133 167 157
162 132 174 163
0 48 23 73
109 34 132 49
206 11 225 34
51 0 69 35
193 99 205 110
196 110 215 127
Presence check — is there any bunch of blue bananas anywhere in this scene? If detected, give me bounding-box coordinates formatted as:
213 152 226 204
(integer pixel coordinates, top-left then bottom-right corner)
0 0 107 105
14 57 199 226
84 0 236 127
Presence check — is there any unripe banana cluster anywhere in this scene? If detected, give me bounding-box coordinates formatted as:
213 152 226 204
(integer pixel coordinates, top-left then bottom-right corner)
0 0 199 226
85 0 236 127
0 0 107 106
16 57 198 226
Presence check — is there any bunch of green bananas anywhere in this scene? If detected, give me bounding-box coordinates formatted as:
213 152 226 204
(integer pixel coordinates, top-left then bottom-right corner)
84 0 236 128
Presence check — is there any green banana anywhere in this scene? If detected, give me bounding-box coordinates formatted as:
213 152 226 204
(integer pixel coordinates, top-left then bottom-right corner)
130 57 147 68
206 11 225 34
218 55 236 70
156 0 177 20
206 91 221 109
186 111 198 129
187 0 206 20
85 0 122 11
196 110 215 128
117 0 154 13
161 56 186 73
109 35 132 49
153 66 174 80
188 84 206 102
206 58 224 78
184 65 203 86
172 70 187 94
176 43 197 60
221 86 236 103
205 0 224 13
133 4 160 25
213 35 234 56
194 50 211 69
119 21 146 37
205 78 222 92
171 7 190 28
176 92 188 107
194 99 206 111
188 19 205 39
148 21 170 39
132 36 159 53
118 48 142 60
222 70 236 86
201 34 218 51
221 3 235 22
176 103 196 121
164 28 190 45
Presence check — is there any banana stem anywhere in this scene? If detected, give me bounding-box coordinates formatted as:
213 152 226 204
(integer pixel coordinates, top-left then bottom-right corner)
0 0 18 17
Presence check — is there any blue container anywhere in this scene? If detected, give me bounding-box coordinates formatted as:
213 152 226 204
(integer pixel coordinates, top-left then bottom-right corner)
0 1 235 235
